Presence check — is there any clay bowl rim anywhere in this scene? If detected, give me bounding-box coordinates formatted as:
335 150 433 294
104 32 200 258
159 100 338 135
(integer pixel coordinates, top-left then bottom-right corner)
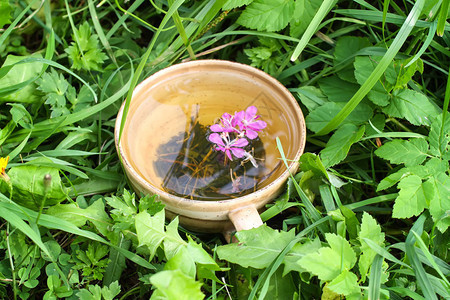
114 59 306 208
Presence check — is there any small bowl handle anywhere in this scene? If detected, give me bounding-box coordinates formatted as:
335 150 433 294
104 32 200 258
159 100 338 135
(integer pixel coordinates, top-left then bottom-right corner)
228 205 263 231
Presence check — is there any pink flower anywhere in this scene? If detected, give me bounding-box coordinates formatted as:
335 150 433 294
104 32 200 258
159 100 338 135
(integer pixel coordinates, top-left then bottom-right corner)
208 133 248 161
210 113 239 133
234 106 267 139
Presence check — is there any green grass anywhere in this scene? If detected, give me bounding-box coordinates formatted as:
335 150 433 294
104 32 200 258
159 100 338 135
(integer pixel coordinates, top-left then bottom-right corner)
0 0 449 299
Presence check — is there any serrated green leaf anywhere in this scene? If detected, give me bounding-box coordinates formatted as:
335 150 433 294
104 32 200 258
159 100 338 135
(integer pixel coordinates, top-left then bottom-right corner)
334 36 372 82
163 217 187 260
101 281 121 300
423 173 450 232
297 233 356 281
216 225 295 269
223 0 253 10
164 247 196 278
289 0 322 37
306 102 373 133
354 56 396 106
0 0 13 29
359 212 385 282
318 76 361 103
135 210 166 259
383 89 438 126
327 269 360 296
320 124 365 168
150 270 204 300
392 175 429 218
375 138 429 167
282 238 322 275
47 199 111 236
237 0 295 32
428 113 450 159
65 22 108 71
296 86 327 111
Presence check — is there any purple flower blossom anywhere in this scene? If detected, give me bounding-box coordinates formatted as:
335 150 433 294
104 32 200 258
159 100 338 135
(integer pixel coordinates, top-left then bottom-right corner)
208 133 248 161
234 106 267 139
210 113 238 133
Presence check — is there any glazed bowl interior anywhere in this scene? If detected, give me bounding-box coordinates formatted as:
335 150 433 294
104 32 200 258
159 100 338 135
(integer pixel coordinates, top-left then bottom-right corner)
116 60 305 210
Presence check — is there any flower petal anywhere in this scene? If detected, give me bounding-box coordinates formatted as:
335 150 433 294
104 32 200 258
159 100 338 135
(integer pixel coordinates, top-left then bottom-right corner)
248 120 267 131
245 129 258 139
232 138 249 147
231 147 245 158
208 133 224 146
245 106 257 119
210 124 224 132
225 149 233 161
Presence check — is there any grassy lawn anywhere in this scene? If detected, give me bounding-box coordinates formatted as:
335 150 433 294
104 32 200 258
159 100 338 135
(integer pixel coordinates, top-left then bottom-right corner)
0 0 449 299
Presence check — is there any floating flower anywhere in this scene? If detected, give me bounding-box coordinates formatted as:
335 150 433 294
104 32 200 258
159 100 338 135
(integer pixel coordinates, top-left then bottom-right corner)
210 113 239 133
234 106 267 139
208 133 248 161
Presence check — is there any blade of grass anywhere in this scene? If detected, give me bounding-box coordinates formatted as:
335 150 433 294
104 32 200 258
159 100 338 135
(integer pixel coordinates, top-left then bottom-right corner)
167 0 196 60
276 137 325 231
316 0 426 135
7 62 132 143
0 205 69 287
363 238 411 269
0 0 38 48
290 0 337 61
106 0 145 39
405 20 437 67
88 0 117 65
118 0 189 141
405 214 438 300
368 254 383 300
0 199 154 270
411 231 450 287
437 0 449 36
335 9 450 31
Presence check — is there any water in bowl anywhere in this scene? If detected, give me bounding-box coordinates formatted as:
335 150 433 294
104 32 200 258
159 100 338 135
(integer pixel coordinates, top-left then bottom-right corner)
122 70 293 201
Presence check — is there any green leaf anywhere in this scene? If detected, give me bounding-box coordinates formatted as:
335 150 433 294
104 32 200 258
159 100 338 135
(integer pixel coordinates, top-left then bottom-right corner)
296 86 327 111
298 233 356 281
320 124 365 168
65 22 108 71
163 217 187 260
46 199 111 236
101 281 121 300
216 225 295 269
354 56 397 106
306 102 373 133
223 0 253 10
289 0 322 37
299 153 328 179
383 89 438 126
375 138 429 167
318 76 361 103
0 0 12 29
135 210 166 259
0 54 43 103
392 175 429 218
334 36 372 82
428 113 450 159
282 238 322 275
150 270 204 300
237 0 295 32
0 159 67 210
423 173 450 232
359 212 385 282
327 269 360 296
